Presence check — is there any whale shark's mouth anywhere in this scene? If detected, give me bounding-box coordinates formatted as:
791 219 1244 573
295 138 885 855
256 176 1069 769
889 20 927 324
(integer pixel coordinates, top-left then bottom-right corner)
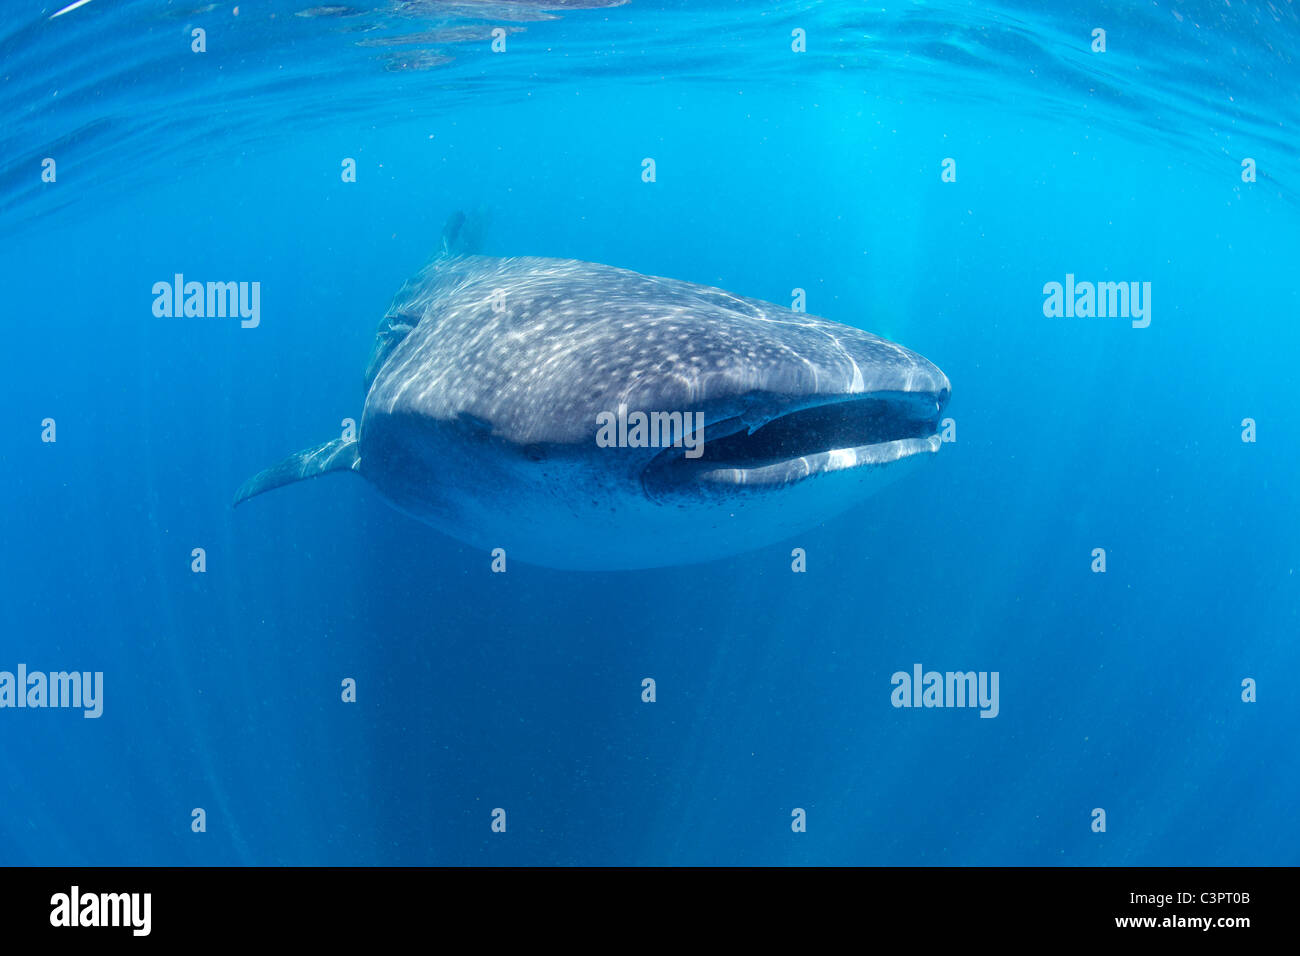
641 389 948 496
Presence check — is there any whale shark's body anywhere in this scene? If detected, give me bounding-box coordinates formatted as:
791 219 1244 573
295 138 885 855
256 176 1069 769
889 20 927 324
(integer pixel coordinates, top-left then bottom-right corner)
236 226 951 569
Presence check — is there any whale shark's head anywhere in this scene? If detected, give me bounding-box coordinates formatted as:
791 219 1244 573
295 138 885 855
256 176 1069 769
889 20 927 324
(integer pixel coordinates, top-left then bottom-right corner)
627 321 950 505
356 255 951 569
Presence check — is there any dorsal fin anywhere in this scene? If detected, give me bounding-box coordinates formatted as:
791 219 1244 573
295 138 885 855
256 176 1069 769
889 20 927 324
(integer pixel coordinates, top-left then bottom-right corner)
440 211 468 255
438 207 489 258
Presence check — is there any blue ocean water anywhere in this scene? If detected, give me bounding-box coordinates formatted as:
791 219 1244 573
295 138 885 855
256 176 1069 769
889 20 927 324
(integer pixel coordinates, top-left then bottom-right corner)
2 0 1297 866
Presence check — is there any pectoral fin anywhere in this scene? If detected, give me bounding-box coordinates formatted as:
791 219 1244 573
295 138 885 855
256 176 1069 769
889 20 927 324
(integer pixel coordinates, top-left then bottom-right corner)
234 438 361 506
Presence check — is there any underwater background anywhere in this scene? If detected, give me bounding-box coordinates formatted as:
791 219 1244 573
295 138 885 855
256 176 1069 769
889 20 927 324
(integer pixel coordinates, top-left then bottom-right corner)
1 0 1297 865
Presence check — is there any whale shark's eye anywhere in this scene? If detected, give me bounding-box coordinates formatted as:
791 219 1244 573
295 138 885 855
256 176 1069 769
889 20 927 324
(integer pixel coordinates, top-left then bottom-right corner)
364 311 424 389
386 310 419 333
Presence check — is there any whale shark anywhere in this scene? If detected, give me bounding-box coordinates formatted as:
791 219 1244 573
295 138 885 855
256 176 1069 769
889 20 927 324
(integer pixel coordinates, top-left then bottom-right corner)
235 218 951 569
